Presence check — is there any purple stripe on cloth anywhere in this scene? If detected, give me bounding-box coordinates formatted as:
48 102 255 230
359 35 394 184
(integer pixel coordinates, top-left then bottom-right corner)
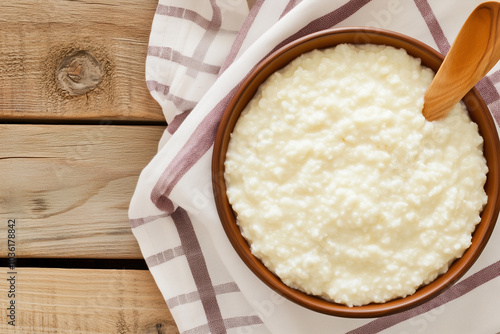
155 4 238 35
220 0 265 74
186 0 222 77
476 76 500 105
146 80 198 112
155 5 212 29
279 0 302 19
145 246 185 267
348 260 500 334
153 195 175 215
151 86 238 210
473 77 500 126
167 110 192 135
167 290 200 309
129 212 171 228
213 281 240 295
223 315 263 329
148 46 221 75
146 80 196 134
483 71 500 126
172 207 226 334
276 0 373 50
166 282 240 309
489 70 500 85
414 0 450 55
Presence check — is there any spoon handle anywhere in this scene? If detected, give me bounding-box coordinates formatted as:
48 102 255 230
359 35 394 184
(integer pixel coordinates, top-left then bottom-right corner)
423 1 500 121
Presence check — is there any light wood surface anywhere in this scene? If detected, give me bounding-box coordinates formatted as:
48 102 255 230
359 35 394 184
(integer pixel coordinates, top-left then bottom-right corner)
0 124 165 259
0 267 178 333
0 0 164 122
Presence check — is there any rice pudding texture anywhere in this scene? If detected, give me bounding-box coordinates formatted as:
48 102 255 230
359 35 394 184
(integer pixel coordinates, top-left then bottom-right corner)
224 44 488 307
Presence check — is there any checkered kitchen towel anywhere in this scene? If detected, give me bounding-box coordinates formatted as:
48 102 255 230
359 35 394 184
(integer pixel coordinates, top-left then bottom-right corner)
129 0 500 333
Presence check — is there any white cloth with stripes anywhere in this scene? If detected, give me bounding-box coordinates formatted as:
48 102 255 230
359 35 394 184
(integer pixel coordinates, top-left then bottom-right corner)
130 0 500 333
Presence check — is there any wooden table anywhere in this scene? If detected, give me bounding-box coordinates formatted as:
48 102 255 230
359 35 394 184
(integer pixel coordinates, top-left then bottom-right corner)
1 1 180 332
2 1 256 332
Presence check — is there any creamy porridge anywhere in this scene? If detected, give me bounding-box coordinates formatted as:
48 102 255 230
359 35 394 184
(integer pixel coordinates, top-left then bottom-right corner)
224 44 488 306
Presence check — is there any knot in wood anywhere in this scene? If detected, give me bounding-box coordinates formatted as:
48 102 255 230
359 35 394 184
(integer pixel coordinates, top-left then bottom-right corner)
57 50 102 95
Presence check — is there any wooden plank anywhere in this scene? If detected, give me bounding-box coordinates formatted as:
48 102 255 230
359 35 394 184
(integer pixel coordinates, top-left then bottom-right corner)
0 124 165 259
0 0 164 122
0 267 179 333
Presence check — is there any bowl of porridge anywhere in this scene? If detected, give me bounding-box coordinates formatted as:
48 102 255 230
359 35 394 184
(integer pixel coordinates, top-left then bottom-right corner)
212 27 500 317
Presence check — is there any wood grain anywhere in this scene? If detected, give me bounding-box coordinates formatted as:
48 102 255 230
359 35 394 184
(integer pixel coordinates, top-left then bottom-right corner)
0 267 178 333
0 124 165 259
0 2 255 334
0 0 164 122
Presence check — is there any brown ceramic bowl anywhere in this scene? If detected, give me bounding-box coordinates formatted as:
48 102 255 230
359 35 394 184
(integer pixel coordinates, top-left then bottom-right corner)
212 27 500 317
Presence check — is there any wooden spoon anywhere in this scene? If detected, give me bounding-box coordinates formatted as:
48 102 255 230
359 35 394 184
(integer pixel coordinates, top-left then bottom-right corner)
422 1 500 121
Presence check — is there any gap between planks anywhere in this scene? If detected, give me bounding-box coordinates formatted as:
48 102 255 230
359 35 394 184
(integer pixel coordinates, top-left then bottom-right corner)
0 267 178 333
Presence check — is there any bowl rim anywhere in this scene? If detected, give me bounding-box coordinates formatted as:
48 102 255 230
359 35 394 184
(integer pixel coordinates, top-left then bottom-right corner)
212 27 500 318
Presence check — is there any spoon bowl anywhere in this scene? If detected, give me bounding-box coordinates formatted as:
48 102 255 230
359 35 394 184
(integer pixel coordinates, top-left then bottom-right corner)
423 1 500 121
